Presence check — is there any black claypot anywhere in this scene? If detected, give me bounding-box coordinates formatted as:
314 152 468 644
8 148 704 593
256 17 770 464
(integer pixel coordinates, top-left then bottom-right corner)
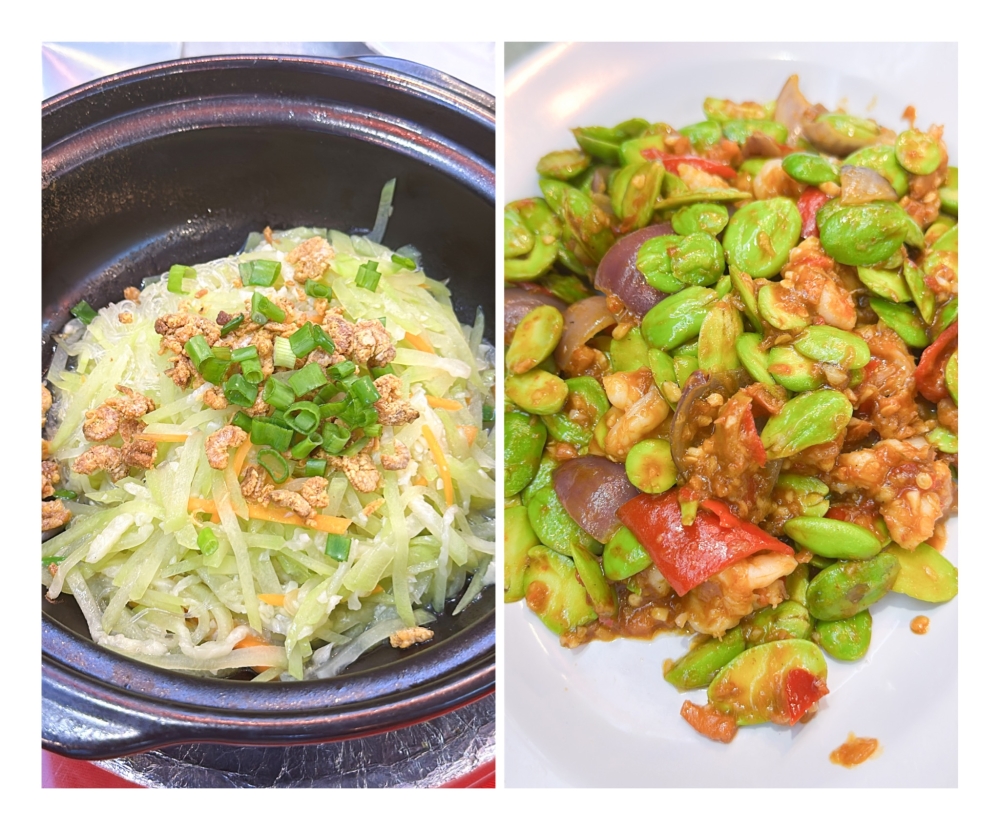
42 54 495 762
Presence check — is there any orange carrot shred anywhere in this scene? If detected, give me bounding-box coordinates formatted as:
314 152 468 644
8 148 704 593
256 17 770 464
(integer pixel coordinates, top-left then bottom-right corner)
404 332 435 353
425 395 463 411
186 497 351 535
421 425 454 507
457 425 478 445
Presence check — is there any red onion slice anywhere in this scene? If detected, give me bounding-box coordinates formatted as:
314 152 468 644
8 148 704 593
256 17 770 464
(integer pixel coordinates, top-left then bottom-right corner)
555 295 616 371
594 223 674 319
553 456 639 544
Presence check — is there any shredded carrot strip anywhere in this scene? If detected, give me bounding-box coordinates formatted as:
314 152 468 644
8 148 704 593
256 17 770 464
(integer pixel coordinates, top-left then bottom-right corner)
141 433 191 443
232 436 252 475
413 475 429 487
235 631 271 649
187 497 351 535
421 425 454 507
426 395 463 411
257 593 287 606
457 425 478 445
404 332 435 353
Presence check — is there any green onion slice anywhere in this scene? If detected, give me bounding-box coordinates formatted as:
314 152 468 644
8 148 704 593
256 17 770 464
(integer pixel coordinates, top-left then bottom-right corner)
200 357 231 386
289 362 327 397
356 260 381 291
321 422 351 454
239 259 281 287
283 401 321 435
391 253 417 270
273 336 296 369
263 377 295 411
223 374 258 407
251 292 286 324
296 457 328 477
220 313 245 336
305 279 333 299
231 411 253 432
168 264 194 294
325 533 351 562
185 334 214 367
70 300 98 325
290 432 323 460
257 448 290 483
197 526 219 557
289 324 319 358
327 360 356 380
250 419 293 452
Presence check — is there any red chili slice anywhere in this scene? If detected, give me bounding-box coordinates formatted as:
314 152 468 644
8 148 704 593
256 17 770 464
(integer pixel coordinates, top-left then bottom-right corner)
797 187 830 239
740 402 769 467
640 151 737 179
913 321 957 403
784 668 829 726
617 491 794 596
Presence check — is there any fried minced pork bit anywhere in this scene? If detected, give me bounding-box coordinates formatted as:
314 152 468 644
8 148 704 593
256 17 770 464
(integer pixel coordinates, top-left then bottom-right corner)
328 452 381 493
154 313 221 354
203 387 230 410
380 439 411 470
265 489 314 518
240 464 274 503
299 477 330 510
321 308 355 354
165 354 198 388
42 385 52 427
43 499 72 532
389 626 434 649
42 460 60 499
351 320 396 367
82 385 157 441
205 426 248 470
286 236 334 283
72 438 157 482
373 375 419 426
123 286 140 302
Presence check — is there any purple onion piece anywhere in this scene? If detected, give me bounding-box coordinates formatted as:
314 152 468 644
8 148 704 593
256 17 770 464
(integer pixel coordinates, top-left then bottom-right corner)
594 223 674 319
553 456 639 544
554 295 616 371
504 288 567 345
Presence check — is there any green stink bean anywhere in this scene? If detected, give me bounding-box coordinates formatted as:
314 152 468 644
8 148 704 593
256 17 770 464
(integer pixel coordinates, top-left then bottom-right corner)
939 166 958 216
610 161 665 231
888 542 958 603
506 369 569 416
672 340 699 358
647 347 677 389
603 525 652 582
792 325 871 371
698 299 743 374
816 200 911 266
813 610 872 661
655 187 751 212
843 144 909 196
504 411 548 498
674 354 699 388
504 504 539 602
774 474 830 519
527 482 602 558
741 601 813 647
757 283 810 332
931 224 958 253
540 179 616 267
760 390 853 460
722 119 788 146
537 148 592 180
672 233 726 287
782 152 840 185
703 97 772 122
805 113 880 155
895 129 942 176
506 305 564 375
805 552 901 621
522 455 557 507
767 346 823 392
618 133 665 165
504 198 561 281
637 235 686 293
735 333 776 386
665 627 745 691
625 438 678 494
946 351 958 403
857 266 912 304
868 297 930 348
640 286 717 351
572 125 628 163
926 426 957 454
707 640 828 726
715 272 733 297
902 259 935 323
610 327 651 372
730 267 763 333
542 376 610 448
504 207 534 258
723 197 802 278
570 542 617 617
679 120 723 152
523 545 598 635
672 203 730 237
537 272 591 304
785 563 811 605
784 515 884 559
933 298 958 339
739 158 768 177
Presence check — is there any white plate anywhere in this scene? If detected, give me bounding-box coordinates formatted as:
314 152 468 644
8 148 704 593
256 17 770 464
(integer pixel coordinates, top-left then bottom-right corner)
504 42 958 788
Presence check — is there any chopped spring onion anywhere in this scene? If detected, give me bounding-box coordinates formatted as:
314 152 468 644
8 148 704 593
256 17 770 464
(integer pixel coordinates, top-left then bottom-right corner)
241 358 265 386
257 448 290 483
263 377 294 411
341 436 371 457
368 177 396 244
250 418 293 452
304 279 332 299
273 336 296 369
312 324 335 354
391 253 417 270
289 362 327 397
328 360 357 381
197 526 219 557
200 357 231 385
231 412 253 433
296 457 327 477
289 324 318 358
321 422 350 454
290 432 323 459
356 261 381 292
483 403 495 422
325 533 351 562
231 345 258 363
239 259 281 287
283 401 321 434
371 365 394 379
185 334 214 367
211 346 232 361
70 300 98 325
220 313 245 336
168 264 194 294
223 374 258 407
349 375 380 406
52 489 77 500
251 292 286 324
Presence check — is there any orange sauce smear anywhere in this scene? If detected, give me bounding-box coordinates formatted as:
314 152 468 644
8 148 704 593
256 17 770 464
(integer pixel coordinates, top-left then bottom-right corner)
830 733 881 768
911 615 930 635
